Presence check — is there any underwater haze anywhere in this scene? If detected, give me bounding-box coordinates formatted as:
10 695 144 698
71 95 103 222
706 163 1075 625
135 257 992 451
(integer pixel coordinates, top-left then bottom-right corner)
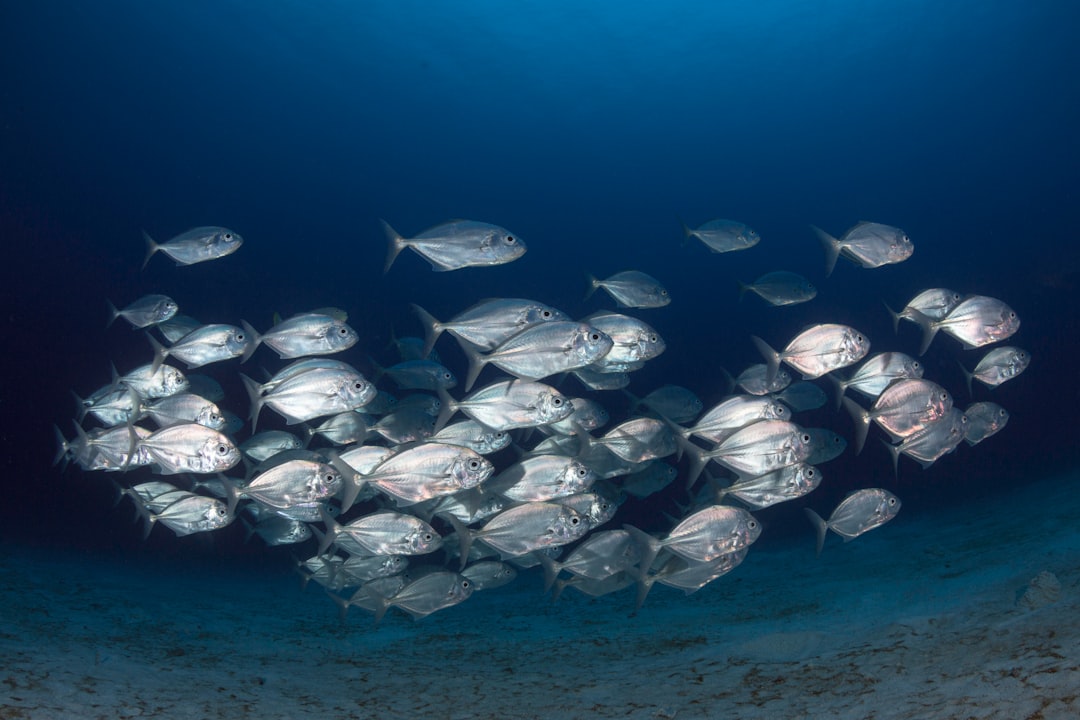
2 2 1080 718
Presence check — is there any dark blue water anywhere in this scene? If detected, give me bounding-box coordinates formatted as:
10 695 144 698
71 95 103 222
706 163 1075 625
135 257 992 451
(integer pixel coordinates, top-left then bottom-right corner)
3 0 1078 568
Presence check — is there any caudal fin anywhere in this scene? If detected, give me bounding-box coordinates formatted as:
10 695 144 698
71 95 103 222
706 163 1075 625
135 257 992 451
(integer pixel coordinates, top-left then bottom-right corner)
804 508 829 556
811 225 842 277
841 396 872 455
751 335 782 386
141 230 160 270
380 219 408 274
411 303 445 359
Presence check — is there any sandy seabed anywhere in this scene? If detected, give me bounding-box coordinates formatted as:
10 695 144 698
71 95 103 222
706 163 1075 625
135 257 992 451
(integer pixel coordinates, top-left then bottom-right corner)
3 471 1077 720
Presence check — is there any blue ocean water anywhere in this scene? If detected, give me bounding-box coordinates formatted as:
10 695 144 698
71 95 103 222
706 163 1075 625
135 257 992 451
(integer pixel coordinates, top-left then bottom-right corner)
2 2 1079 714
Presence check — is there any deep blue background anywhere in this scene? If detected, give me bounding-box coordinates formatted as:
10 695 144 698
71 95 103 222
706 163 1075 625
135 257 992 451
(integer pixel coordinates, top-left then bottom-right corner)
2 1 1078 557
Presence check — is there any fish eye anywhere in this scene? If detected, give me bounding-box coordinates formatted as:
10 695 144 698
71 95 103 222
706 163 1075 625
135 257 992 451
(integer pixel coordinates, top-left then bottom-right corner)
468 459 480 470
541 310 552 319
505 235 515 243
224 233 232 239
888 497 897 506
338 327 349 336
806 468 816 478
801 434 811 443
1008 312 1017 319
216 507 228 517
775 406 786 416
569 516 580 525
912 361 922 370
443 372 453 379
216 444 229 455
660 289 669 296
325 473 336 482
353 381 365 390
747 520 758 530
648 334 658 343
552 397 563 406
590 333 601 341
576 467 588 478
236 333 245 341
422 533 433 542
461 580 470 589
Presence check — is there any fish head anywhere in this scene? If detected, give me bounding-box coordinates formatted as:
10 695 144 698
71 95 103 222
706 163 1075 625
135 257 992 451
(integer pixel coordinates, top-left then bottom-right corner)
196 404 227 430
572 325 615 364
844 329 872 365
452 451 494 490
562 461 596 495
875 491 902 522
887 231 914 263
794 464 822 493
534 388 574 425
482 227 527 263
548 507 588 544
200 500 233 532
198 435 242 473
209 228 243 255
409 524 443 554
159 366 189 396
309 464 343 499
324 321 360 353
155 299 180 323
340 375 377 409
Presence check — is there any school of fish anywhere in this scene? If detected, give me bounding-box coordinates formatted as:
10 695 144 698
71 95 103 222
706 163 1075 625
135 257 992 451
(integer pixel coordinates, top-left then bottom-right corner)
54 219 1028 623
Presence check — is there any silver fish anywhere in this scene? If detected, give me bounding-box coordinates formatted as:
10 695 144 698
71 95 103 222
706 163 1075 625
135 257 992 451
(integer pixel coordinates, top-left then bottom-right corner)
430 420 511 455
803 428 847 464
412 299 569 357
451 502 589 564
842 378 953 454
461 321 613 391
149 324 252 373
119 363 189 399
107 294 178 329
372 571 473 623
714 463 821 509
319 507 443 557
242 313 358 361
885 288 964 332
228 459 342 511
242 365 376 430
830 351 923 407
681 395 790 445
913 294 1020 355
538 529 639 591
735 364 791 395
437 380 574 432
959 346 1030 393
695 419 812 481
307 412 370 445
142 226 242 268
883 408 967 473
240 430 303 462
963 402 1009 445
625 505 760 569
370 407 437 444
753 324 870 383
461 561 517 591
681 218 760 253
582 311 666 367
620 462 678 498
813 221 913 276
364 443 492 505
543 397 610 436
587 417 677 463
144 393 225 430
805 488 900 555
381 219 526 273
586 270 671 308
145 495 233 537
771 381 828 412
738 271 816 306
377 359 457 391
156 314 203 344
136 423 241 474
488 455 596 502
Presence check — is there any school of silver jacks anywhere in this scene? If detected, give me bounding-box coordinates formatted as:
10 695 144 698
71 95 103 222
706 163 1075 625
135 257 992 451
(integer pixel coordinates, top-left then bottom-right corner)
55 219 1028 623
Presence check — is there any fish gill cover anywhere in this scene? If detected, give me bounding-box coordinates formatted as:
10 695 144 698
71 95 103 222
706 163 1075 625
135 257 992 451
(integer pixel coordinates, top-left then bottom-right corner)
2 1 1079 623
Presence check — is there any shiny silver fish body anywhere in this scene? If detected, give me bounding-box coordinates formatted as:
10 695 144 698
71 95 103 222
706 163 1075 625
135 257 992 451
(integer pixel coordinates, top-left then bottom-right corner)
753 323 870 383
963 402 1009 445
108 294 179 329
462 320 613 391
586 270 671 308
381 219 526 273
142 226 243 268
805 488 900 555
412 298 569 357
682 218 760 253
813 221 913 276
739 271 816 306
242 313 358 361
438 380 574 432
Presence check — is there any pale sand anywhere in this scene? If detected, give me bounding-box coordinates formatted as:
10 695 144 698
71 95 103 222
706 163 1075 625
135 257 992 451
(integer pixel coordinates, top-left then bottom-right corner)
2 471 1077 719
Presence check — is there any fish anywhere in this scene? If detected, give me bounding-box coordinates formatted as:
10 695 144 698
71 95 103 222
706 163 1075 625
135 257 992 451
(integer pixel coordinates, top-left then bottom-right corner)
681 218 760 253
436 380 574 432
241 313 358 361
713 463 821 509
142 226 243 269
738 271 816 306
753 324 870 383
487 455 596 502
412 299 569 357
381 219 526 273
156 314 203 344
882 407 967 474
143 393 225 430
107 294 178 329
805 488 901 555
148 324 252 373
141 495 233 538
537 529 640 591
624 505 761 571
319 507 443 557
449 502 589 566
962 402 1009 445
585 270 671 308
460 320 613 391
375 359 457 391
543 397 610 436
884 288 964 332
842 378 953 454
735 364 792 395
912 294 1020 355
135 423 242 474
625 385 703 424
829 351 924 408
362 442 493 505
582 311 666 369
118 363 189 399
691 419 813 484
771 381 828 412
803 428 847 465
371 571 473 623
680 395 791 445
239 431 304 462
958 346 1030 393
813 221 913 276
226 459 342 513
430 420 511 455
242 365 376 431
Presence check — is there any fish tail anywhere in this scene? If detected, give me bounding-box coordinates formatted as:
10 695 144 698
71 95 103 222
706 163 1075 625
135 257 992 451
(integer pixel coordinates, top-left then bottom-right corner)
881 301 901 334
324 589 353 625
147 332 169 376
239 320 262 362
827 373 847 411
445 515 475 572
622 524 663 580
141 230 160 270
677 215 693 247
240 373 264 433
219 475 242 518
736 280 750 304
750 335 782 386
957 360 974 397
583 273 599 301
804 508 829 557
538 554 563 594
70 389 89 424
410 303 444 359
433 387 458 434
326 449 366 513
459 340 487 393
881 438 902 479
316 505 341 556
909 310 940 356
379 219 408 274
811 225 841 277
841 397 872 455
629 564 658 615
52 424 70 468
717 366 735 396
105 299 120 329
